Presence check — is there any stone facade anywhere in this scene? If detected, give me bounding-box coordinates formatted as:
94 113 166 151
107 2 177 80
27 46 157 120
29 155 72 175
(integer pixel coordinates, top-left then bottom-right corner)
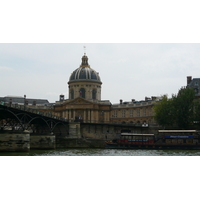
187 76 200 97
52 54 158 126
54 97 111 123
0 133 30 152
110 98 157 125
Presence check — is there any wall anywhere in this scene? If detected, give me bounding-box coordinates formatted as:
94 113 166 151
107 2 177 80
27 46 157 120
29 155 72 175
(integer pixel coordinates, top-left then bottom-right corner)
0 133 30 152
30 135 56 149
76 123 157 140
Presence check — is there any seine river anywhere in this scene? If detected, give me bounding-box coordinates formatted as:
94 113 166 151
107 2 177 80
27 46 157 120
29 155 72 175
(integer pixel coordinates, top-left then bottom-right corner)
1 148 200 156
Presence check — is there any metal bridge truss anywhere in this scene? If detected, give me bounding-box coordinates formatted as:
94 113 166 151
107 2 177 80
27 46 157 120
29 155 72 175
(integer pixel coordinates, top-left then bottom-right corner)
0 104 69 136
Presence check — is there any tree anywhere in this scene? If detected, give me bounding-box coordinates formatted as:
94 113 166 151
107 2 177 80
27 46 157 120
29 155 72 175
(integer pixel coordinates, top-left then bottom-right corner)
173 87 195 129
193 99 200 127
154 87 195 129
154 95 175 128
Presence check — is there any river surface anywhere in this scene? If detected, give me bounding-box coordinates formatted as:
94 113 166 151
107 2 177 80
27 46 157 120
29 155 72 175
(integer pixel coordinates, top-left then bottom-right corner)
1 148 200 156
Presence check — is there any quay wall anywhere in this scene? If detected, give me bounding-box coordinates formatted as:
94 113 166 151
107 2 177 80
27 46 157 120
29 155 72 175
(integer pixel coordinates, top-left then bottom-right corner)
56 124 161 149
69 123 161 140
0 125 161 151
56 138 106 148
30 135 56 149
0 133 30 152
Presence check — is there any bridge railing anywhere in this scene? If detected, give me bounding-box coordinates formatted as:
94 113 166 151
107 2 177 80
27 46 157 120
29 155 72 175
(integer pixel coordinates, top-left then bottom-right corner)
1 102 69 123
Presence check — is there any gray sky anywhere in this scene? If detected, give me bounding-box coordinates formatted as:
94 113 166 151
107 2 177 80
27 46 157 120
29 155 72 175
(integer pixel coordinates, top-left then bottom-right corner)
1 1 200 104
0 43 200 103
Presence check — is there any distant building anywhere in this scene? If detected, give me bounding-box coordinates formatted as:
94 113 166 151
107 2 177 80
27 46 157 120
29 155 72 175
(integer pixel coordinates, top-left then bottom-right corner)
0 96 50 106
187 76 200 97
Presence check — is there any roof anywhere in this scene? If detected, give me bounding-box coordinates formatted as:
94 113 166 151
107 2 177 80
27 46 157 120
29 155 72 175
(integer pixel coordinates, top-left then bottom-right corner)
121 133 155 136
158 130 196 133
69 54 102 84
0 96 49 105
187 78 200 95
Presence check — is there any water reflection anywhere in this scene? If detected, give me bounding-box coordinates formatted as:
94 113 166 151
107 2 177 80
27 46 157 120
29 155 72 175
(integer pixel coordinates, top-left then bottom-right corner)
1 148 200 156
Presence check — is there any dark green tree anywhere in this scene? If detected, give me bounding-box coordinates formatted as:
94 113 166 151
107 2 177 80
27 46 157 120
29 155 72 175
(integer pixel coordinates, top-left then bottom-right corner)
173 87 195 129
193 99 200 127
154 87 195 129
154 95 175 128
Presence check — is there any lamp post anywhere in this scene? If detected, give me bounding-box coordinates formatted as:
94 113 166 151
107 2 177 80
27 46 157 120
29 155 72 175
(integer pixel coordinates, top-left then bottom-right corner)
24 95 26 110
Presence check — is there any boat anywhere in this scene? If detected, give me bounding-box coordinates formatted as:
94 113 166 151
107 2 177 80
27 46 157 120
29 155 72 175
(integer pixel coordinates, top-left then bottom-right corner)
105 130 200 150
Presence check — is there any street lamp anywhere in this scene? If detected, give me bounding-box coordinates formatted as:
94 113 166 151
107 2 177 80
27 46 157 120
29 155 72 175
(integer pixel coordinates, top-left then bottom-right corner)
24 95 26 110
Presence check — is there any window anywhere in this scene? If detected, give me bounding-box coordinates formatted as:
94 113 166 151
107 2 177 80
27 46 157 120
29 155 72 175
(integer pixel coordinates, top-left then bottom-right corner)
122 110 126 118
143 108 146 116
137 109 140 117
113 110 118 118
130 110 133 117
79 88 85 98
92 89 97 100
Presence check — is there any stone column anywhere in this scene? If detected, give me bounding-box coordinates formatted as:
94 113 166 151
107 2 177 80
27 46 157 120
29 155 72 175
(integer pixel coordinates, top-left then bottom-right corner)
69 110 71 122
83 110 86 123
88 109 91 123
91 110 94 123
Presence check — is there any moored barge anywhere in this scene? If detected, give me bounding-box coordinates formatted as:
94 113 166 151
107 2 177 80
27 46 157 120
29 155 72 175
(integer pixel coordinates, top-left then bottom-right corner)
105 130 200 150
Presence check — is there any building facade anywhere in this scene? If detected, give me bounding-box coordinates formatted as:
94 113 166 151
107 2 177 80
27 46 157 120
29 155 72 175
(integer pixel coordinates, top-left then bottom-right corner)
187 76 200 98
53 54 158 126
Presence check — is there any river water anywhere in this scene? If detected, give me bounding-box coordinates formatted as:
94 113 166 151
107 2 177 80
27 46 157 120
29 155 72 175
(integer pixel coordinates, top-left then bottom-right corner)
1 148 200 156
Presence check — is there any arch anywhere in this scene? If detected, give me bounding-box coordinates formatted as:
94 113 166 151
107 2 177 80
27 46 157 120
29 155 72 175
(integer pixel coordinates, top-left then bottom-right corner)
79 88 85 98
28 116 53 131
51 121 68 132
4 109 25 130
16 113 33 122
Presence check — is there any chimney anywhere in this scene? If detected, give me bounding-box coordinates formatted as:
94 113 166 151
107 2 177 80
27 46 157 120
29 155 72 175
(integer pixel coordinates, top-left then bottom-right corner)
187 76 192 86
132 99 135 103
120 99 123 104
32 100 36 106
151 96 156 101
60 94 64 102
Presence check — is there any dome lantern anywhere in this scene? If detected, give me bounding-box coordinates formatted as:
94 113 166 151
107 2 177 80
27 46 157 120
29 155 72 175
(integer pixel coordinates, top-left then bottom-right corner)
81 54 89 67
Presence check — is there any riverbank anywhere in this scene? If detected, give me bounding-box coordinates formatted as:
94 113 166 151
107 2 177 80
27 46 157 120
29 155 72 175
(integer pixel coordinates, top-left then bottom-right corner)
56 138 106 148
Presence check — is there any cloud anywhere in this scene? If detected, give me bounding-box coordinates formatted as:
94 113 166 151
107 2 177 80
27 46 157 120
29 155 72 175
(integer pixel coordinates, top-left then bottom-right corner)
0 66 14 71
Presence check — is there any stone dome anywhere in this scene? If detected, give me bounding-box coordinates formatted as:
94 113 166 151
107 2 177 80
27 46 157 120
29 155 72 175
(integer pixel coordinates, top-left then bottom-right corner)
68 54 102 84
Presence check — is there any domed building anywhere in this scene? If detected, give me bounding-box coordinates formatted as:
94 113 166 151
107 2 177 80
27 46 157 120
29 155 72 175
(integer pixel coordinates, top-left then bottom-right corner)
54 54 111 125
51 53 157 137
68 53 102 101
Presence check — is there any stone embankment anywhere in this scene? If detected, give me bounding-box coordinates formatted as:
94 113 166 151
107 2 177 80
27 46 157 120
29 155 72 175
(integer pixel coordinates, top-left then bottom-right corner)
0 131 55 152
56 138 106 148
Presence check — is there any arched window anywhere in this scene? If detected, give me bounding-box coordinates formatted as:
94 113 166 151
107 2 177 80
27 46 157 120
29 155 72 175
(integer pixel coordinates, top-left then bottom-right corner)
70 89 74 99
79 88 85 98
92 89 97 100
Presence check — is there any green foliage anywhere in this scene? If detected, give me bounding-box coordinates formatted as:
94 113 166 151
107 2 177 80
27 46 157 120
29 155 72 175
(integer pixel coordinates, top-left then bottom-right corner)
154 87 195 129
154 95 175 128
193 99 200 127
173 87 195 129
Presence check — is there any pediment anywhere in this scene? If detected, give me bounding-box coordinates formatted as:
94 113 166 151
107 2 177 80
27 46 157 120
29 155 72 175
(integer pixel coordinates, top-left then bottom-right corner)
66 97 95 105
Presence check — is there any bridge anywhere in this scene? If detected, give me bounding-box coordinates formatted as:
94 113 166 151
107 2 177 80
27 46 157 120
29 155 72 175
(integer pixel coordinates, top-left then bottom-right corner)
0 102 152 151
0 103 69 136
